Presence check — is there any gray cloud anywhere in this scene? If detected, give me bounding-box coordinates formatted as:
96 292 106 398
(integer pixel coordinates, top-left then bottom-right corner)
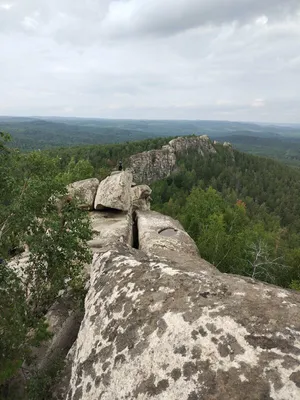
100 0 300 38
0 0 299 122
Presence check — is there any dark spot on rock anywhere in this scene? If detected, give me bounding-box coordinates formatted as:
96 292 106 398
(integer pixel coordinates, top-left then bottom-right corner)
183 362 198 380
188 391 200 400
157 318 168 337
90 313 98 324
102 361 110 371
191 330 199 340
282 355 300 369
98 345 113 363
245 335 300 354
133 374 169 397
290 371 300 388
206 323 218 333
101 371 111 387
114 353 126 366
115 325 138 353
226 334 245 356
130 339 149 358
211 337 218 345
200 292 210 298
198 327 208 337
95 376 101 388
171 368 182 381
73 386 82 400
218 343 230 358
86 382 92 393
174 345 187 356
192 346 202 359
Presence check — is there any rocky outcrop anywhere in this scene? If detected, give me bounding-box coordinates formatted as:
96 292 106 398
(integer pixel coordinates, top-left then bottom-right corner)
130 135 217 184
88 210 132 253
58 208 300 400
8 170 300 400
131 185 152 211
137 210 199 257
67 178 99 211
94 171 132 211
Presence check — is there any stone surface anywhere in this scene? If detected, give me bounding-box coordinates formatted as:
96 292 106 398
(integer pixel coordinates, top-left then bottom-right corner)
131 185 152 211
130 136 216 184
61 243 300 400
67 178 99 211
87 210 132 252
94 171 132 211
137 210 199 257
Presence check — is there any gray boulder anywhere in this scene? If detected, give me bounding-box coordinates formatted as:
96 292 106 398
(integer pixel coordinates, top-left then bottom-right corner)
67 178 99 211
88 211 133 252
131 185 152 211
94 171 132 211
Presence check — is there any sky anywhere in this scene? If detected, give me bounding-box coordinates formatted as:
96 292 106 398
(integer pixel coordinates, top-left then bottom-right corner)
0 0 300 122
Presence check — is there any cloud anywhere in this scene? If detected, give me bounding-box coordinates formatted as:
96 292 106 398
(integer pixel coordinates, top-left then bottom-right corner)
0 0 299 122
100 0 299 39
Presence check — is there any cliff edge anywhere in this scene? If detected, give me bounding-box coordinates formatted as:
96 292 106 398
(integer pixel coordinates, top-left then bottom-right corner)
50 169 300 400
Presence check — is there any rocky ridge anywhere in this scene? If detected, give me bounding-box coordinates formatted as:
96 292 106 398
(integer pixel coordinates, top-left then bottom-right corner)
129 135 217 184
8 152 300 399
55 170 300 400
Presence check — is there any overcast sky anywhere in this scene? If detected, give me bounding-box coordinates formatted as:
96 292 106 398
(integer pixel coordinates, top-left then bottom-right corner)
1 0 300 122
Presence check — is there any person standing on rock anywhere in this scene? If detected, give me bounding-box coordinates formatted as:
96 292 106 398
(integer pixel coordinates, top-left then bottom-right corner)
118 161 123 171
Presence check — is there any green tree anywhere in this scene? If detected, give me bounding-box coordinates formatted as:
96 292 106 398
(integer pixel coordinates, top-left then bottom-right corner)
0 136 92 391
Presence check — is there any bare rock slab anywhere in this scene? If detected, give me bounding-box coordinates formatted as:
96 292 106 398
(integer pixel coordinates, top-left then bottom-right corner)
137 210 199 257
88 211 132 252
94 171 132 211
67 178 99 211
63 244 300 400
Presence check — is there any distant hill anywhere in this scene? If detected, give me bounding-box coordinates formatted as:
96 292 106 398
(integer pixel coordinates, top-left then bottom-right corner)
1 116 300 150
216 135 300 166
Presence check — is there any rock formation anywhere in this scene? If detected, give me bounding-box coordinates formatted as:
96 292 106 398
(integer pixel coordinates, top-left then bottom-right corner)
51 170 300 400
67 178 99 211
7 154 300 399
129 135 217 184
131 185 152 211
94 171 133 211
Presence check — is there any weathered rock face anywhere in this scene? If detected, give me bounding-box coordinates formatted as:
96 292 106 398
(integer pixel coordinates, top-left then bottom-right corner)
67 178 99 211
94 171 132 211
137 210 199 257
59 211 300 400
88 210 133 253
130 136 217 184
131 185 152 211
129 147 176 185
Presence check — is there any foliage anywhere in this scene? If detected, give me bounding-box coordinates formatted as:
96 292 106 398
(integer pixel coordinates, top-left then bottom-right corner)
152 145 300 288
56 157 94 185
0 136 92 389
26 357 65 400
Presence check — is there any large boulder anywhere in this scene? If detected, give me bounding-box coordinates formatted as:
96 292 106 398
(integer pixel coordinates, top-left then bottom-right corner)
88 211 133 253
67 178 99 211
60 242 300 400
137 210 199 257
58 211 300 400
131 185 152 211
94 171 132 211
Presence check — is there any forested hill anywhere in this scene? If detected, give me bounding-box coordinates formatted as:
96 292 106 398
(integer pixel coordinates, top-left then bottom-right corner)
2 116 300 151
147 143 300 290
4 131 300 292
